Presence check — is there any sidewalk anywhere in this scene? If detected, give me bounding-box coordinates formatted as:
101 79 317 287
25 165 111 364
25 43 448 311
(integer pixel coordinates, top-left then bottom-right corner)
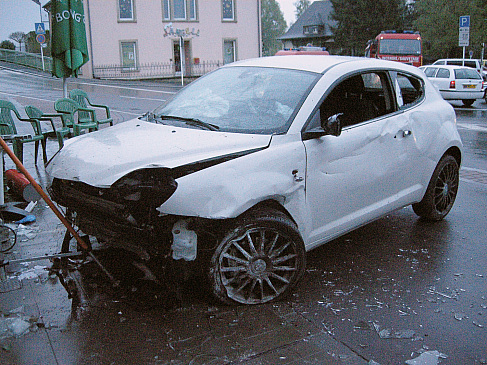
0 96 368 365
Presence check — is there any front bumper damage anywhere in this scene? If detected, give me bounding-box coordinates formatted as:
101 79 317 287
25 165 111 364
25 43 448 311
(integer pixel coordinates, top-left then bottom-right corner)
49 175 221 262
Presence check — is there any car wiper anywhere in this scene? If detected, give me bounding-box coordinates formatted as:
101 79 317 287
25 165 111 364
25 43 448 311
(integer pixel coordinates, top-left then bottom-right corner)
159 115 219 131
141 112 168 124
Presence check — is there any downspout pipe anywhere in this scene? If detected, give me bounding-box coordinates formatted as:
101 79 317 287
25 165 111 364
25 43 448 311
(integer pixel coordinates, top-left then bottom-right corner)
86 0 95 78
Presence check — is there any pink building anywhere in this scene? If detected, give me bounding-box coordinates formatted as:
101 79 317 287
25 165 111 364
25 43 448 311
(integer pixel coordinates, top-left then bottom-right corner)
80 0 262 79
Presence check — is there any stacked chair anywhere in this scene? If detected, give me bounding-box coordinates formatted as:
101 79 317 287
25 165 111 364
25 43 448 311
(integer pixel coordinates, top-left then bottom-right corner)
0 100 47 165
24 106 71 149
69 89 113 127
54 98 98 136
1 91 114 166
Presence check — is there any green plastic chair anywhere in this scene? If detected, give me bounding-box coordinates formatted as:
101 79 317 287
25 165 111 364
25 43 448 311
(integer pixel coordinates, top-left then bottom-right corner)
54 98 98 136
69 89 113 127
0 100 47 165
25 106 71 149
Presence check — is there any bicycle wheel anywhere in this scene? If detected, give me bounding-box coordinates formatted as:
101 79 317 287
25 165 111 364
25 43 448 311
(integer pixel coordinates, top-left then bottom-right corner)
0 225 17 253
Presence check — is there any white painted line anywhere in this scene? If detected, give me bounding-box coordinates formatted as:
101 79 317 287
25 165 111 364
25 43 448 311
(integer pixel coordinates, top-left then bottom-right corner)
120 95 165 102
0 67 177 95
457 123 487 132
0 90 140 116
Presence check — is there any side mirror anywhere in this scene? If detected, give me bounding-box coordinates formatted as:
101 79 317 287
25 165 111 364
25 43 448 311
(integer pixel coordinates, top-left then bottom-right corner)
322 113 342 137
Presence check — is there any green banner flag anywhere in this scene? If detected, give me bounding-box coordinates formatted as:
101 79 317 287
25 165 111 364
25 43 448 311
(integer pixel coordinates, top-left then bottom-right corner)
51 0 89 78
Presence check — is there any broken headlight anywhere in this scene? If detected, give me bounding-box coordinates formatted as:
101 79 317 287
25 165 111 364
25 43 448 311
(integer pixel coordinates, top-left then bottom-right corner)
111 168 177 207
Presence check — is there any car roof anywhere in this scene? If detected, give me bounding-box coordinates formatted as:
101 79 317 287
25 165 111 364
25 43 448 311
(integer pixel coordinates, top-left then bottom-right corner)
423 64 479 70
433 58 480 63
225 55 421 74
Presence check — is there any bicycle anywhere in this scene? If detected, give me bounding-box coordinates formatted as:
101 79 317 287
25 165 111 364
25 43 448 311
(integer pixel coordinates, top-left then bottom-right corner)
0 224 17 253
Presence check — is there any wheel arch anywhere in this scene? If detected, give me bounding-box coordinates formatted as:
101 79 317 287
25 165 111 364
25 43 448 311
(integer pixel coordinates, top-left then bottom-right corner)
444 146 462 166
239 199 299 228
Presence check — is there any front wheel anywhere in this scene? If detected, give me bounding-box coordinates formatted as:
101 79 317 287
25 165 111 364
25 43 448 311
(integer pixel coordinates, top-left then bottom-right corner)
462 99 474 107
412 155 459 221
209 209 306 305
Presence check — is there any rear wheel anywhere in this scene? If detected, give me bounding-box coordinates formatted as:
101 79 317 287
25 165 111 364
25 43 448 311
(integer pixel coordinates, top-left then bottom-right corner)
462 99 474 107
209 209 305 305
412 155 459 221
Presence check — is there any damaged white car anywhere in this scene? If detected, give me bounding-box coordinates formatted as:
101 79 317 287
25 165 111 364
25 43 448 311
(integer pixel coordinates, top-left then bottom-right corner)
47 56 462 305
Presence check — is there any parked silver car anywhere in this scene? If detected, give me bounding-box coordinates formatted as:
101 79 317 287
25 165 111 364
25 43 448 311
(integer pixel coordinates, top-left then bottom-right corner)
420 64 484 106
47 56 462 305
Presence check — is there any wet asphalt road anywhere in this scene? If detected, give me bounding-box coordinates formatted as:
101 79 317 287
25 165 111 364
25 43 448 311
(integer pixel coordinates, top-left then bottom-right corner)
0 64 486 364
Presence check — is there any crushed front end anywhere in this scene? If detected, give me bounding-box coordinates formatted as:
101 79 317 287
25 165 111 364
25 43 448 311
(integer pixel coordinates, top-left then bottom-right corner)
48 168 220 262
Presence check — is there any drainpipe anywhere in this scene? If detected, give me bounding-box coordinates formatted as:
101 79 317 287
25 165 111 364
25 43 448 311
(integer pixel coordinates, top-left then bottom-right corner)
257 0 262 57
86 0 95 78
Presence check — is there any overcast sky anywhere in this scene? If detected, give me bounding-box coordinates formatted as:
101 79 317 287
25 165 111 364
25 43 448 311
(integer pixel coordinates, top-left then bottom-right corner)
0 0 298 44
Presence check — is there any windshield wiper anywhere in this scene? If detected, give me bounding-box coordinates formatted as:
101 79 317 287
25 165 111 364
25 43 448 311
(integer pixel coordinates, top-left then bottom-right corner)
141 111 160 123
159 115 219 131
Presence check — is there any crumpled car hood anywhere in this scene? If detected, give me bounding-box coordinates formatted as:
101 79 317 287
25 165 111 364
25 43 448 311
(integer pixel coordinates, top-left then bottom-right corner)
47 118 272 186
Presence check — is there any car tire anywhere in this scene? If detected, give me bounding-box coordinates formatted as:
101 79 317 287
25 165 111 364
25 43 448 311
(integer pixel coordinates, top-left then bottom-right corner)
462 99 475 107
209 208 306 305
412 154 459 221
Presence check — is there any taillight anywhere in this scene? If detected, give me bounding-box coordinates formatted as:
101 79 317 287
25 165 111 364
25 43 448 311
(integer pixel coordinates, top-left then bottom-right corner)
449 80 456 89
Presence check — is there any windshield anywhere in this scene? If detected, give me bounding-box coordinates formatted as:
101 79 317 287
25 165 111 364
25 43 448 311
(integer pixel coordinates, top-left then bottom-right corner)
379 39 421 55
153 66 319 134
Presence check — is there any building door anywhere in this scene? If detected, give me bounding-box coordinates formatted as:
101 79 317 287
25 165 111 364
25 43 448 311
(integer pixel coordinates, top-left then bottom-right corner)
223 40 236 64
173 40 191 75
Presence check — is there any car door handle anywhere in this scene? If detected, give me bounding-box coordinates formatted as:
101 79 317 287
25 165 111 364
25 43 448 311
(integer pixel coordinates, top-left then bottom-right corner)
402 130 412 137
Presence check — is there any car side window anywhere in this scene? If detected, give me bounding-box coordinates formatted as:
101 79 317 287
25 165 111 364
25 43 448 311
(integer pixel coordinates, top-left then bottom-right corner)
436 68 450 78
395 73 424 108
423 67 438 77
318 71 394 128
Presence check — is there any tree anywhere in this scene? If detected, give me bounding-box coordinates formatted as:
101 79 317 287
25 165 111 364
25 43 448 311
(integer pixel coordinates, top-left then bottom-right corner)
0 40 15 50
9 31 26 52
261 0 288 56
414 0 487 61
294 0 311 20
25 30 51 54
330 0 404 55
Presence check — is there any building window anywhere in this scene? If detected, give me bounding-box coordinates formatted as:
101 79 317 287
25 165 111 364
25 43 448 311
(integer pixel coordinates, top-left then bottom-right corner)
163 0 197 21
303 25 323 35
121 41 138 70
118 0 135 22
163 0 170 20
222 0 235 21
223 39 236 64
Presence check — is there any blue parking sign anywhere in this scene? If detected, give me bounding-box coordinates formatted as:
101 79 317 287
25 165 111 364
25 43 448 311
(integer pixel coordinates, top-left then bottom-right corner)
459 16 470 28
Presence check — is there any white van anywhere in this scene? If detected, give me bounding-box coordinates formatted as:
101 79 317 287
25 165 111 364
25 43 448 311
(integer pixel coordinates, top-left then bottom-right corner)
432 58 487 79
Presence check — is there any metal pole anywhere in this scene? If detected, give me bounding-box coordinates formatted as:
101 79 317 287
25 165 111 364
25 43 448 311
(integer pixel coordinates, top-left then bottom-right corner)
38 2 45 71
63 77 68 97
180 36 184 86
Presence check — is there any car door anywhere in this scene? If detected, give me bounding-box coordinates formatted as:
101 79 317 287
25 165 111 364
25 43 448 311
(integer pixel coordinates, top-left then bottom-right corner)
302 70 424 248
431 68 451 92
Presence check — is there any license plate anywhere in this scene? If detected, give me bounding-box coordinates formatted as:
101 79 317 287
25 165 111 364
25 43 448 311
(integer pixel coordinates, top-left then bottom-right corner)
463 84 476 89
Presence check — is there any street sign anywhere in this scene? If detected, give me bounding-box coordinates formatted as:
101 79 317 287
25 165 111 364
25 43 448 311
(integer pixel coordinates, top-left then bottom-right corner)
459 15 470 28
459 15 470 47
35 22 45 35
459 29 470 47
36 34 46 44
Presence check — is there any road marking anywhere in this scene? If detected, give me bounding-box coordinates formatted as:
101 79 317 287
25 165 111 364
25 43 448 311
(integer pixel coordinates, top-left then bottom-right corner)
120 95 165 102
0 90 140 116
456 123 487 132
0 68 177 95
461 167 487 185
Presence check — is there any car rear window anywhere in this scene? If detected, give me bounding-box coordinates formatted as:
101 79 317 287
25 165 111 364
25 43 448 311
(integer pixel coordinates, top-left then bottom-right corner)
454 68 482 79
